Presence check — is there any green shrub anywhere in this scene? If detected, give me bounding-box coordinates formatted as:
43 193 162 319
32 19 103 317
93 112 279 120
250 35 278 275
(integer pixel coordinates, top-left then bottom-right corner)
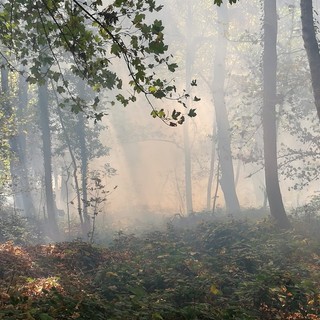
0 208 43 245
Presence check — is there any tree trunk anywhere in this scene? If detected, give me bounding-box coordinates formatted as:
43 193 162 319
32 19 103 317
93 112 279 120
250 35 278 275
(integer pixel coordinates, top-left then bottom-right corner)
300 0 320 121
76 112 90 232
17 74 36 217
38 79 60 239
1 64 20 207
183 2 194 215
1 62 35 217
262 0 290 228
212 3 240 214
206 125 216 211
55 98 85 235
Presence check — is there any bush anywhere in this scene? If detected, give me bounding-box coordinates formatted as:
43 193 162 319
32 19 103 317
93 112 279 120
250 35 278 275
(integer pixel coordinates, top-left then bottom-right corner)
0 208 44 245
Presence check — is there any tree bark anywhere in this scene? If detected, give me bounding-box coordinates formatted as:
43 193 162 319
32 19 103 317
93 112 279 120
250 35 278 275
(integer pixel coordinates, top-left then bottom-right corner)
262 0 290 228
17 74 36 217
183 2 194 215
55 97 84 235
76 112 90 232
38 79 60 239
1 64 19 206
1 62 35 217
212 3 240 214
206 125 216 211
300 0 320 121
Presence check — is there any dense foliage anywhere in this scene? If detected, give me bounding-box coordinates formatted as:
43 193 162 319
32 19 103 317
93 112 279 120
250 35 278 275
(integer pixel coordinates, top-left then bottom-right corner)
0 209 44 245
0 0 198 125
0 218 319 319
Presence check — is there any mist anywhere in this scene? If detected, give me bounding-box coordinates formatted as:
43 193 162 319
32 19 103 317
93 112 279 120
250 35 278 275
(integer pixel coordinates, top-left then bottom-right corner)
91 0 319 229
0 0 319 237
1 1 320 318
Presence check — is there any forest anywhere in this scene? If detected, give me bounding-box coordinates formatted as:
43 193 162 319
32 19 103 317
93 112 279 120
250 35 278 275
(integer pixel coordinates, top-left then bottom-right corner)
0 0 320 319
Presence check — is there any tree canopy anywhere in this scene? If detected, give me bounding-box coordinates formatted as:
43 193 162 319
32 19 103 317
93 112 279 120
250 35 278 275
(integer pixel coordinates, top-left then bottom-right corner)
0 0 198 125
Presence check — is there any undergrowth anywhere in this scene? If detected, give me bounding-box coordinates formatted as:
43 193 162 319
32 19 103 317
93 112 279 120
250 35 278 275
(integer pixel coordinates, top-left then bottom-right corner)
0 216 319 319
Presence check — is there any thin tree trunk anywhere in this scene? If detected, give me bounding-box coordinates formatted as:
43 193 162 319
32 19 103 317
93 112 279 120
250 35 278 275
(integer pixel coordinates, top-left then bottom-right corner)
206 125 216 211
300 0 320 121
212 161 220 215
262 0 290 228
38 79 60 239
1 62 35 217
76 112 90 232
1 64 20 207
183 120 193 215
183 2 194 215
212 3 240 214
54 94 85 235
17 74 36 217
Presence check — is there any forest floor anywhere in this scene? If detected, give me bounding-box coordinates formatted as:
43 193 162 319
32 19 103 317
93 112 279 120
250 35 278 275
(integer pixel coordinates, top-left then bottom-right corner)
0 217 320 319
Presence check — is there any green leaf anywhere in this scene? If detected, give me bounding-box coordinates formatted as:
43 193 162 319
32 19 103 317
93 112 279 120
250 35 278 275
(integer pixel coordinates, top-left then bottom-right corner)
153 90 166 99
188 109 197 117
191 79 197 86
152 19 164 34
178 115 185 124
116 94 129 106
133 13 145 24
51 72 60 82
151 110 158 118
110 43 121 57
148 86 157 93
193 96 201 102
158 109 165 118
131 35 138 48
172 110 181 120
214 0 239 5
56 86 65 94
167 63 178 72
148 41 168 54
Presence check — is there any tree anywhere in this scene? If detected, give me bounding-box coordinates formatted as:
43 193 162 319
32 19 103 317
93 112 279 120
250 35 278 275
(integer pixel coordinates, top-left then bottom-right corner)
14 74 36 217
53 76 109 237
183 2 195 215
38 73 60 239
262 0 290 228
300 0 320 121
0 79 12 203
0 62 19 206
0 0 203 239
0 59 36 217
0 0 196 124
212 3 240 214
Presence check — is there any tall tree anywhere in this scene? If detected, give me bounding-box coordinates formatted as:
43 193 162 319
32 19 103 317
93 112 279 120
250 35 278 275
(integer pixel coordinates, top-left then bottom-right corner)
15 74 36 217
38 74 59 239
55 100 85 235
0 63 19 207
212 3 240 214
183 2 194 215
300 0 320 121
206 124 217 211
1 61 35 217
76 112 90 231
262 0 290 228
